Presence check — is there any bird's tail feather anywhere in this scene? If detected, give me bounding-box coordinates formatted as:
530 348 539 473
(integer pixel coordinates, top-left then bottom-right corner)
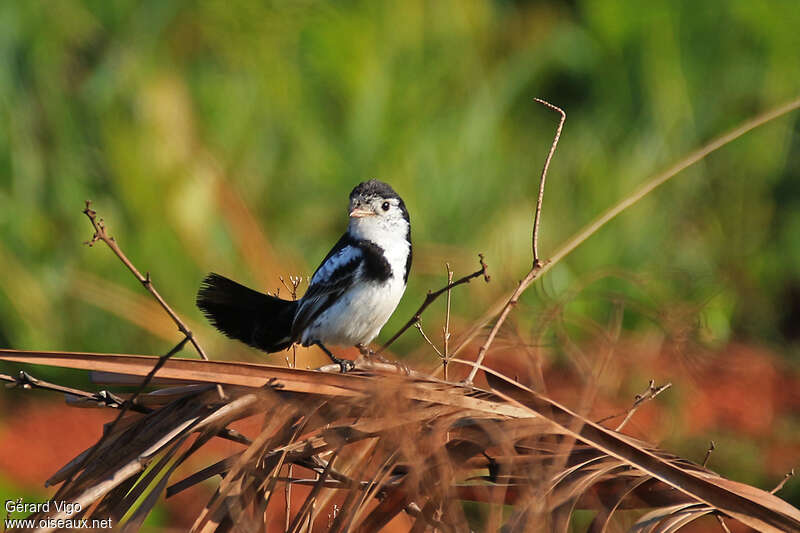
196 273 298 353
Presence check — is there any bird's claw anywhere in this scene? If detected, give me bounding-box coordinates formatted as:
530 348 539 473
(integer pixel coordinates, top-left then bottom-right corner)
333 357 355 373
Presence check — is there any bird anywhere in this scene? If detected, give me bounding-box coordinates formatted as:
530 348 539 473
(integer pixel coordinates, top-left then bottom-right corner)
196 179 412 371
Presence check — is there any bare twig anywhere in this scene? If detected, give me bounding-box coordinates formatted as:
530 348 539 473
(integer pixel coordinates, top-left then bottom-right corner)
280 276 302 533
379 254 489 353
280 275 303 369
615 380 672 431
460 96 800 382
531 98 565 265
771 469 795 494
716 514 733 533
443 263 454 381
83 203 208 361
415 323 443 357
703 441 716 468
54 336 191 499
83 202 225 400
464 99 564 384
2 371 128 410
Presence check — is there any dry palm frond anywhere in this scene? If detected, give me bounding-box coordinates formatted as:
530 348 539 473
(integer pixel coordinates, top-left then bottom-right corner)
2 348 798 532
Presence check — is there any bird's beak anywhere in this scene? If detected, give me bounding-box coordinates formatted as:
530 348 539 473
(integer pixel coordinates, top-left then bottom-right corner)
349 207 374 218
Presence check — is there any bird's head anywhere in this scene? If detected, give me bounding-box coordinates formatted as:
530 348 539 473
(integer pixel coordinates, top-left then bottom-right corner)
347 179 410 244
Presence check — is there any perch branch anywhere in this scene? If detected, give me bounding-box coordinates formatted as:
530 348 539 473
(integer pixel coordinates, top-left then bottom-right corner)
379 254 489 353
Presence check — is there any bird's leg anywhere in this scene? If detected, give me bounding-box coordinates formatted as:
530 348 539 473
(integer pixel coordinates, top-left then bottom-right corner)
315 342 354 373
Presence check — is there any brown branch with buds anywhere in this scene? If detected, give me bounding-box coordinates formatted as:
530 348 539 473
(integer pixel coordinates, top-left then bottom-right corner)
83 202 212 364
595 379 672 431
379 254 489 353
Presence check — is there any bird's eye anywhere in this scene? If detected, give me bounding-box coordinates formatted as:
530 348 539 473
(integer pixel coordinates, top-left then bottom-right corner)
381 201 390 211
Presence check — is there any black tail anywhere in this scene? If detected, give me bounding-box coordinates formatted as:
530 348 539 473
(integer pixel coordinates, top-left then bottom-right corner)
196 273 298 353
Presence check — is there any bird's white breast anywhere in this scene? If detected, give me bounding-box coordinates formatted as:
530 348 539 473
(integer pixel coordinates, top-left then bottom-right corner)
301 239 410 346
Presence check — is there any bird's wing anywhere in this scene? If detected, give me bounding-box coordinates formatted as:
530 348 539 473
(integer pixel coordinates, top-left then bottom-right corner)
291 240 363 340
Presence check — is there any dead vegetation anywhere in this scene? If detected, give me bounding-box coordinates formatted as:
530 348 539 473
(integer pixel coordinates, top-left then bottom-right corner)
2 98 800 531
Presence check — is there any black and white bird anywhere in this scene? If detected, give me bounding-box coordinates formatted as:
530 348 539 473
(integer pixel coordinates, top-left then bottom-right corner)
196 179 412 370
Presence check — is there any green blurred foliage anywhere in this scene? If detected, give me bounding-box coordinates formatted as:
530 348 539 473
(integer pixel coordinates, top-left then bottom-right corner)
1 0 799 361
1 0 800 522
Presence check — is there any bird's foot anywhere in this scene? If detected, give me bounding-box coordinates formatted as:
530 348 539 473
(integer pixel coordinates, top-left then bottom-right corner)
316 342 355 373
332 356 355 373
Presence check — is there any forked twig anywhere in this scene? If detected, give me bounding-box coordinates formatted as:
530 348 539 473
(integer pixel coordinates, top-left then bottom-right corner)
82 201 224 399
615 380 671 431
2 371 128 410
379 254 489 353
595 380 672 431
456 96 800 380
465 98 564 384
83 202 208 361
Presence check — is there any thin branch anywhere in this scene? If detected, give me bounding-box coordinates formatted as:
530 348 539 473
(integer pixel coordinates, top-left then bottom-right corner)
703 441 716 468
1 371 129 410
465 99 564 384
54 336 190 498
83 201 225 399
615 380 672 431
716 514 733 533
379 254 489 353
280 275 302 369
464 95 800 384
531 98 565 265
771 469 795 494
443 263 454 381
415 323 443 357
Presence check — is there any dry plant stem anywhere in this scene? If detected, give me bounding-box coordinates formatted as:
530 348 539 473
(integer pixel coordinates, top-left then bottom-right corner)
771 469 795 494
82 202 225 398
456 95 800 371
54 336 190 499
703 441 716 468
1 371 128 409
83 202 208 362
615 380 672 431
443 263 454 381
415 323 442 357
465 98 564 384
716 515 733 533
531 98 565 264
379 254 489 353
